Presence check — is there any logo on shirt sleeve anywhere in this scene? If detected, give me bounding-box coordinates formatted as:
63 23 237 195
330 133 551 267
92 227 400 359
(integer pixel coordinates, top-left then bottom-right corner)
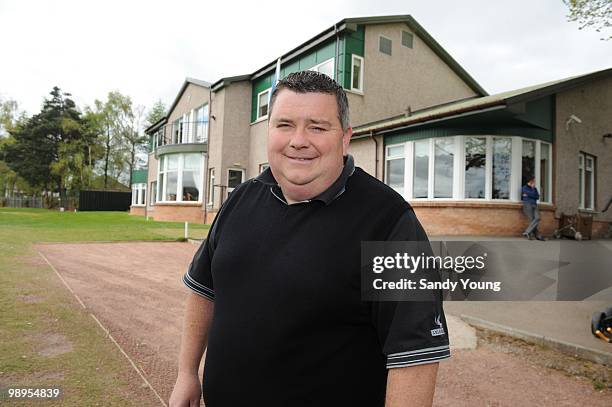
431 315 445 337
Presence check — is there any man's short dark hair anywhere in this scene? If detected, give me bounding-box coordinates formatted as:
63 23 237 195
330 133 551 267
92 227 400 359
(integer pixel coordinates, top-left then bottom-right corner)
268 70 350 131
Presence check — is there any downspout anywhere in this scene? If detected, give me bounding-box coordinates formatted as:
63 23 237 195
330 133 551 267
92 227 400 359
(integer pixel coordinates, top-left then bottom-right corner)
370 131 379 179
203 86 212 224
334 24 339 82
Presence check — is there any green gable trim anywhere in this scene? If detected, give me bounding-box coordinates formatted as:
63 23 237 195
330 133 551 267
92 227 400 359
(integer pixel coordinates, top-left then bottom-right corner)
131 170 148 184
384 126 553 147
250 27 365 122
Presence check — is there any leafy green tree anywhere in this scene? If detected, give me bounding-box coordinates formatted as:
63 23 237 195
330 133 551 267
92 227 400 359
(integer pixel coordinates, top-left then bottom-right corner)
3 87 88 204
145 99 166 128
564 0 611 40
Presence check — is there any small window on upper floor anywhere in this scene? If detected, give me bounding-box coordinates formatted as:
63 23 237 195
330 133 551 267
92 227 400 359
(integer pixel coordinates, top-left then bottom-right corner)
351 55 364 92
401 31 414 49
257 89 270 119
309 57 335 79
379 36 392 56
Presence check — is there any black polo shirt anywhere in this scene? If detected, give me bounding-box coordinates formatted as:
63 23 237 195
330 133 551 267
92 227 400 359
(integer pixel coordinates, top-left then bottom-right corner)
183 155 449 407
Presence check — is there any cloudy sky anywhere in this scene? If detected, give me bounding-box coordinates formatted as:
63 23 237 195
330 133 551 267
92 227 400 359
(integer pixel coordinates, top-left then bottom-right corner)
1 0 610 117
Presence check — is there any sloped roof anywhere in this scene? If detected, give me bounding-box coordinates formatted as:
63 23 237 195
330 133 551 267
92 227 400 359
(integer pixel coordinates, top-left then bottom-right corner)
217 15 487 96
352 67 612 137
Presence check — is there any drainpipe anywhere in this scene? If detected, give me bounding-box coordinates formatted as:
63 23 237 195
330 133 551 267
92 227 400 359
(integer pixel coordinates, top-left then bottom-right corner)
203 86 212 224
370 131 379 179
334 24 339 81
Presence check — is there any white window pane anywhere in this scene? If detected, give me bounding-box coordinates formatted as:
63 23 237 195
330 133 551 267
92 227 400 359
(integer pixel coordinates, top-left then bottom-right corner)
184 154 201 170
167 154 179 170
413 140 429 198
182 171 199 201
258 92 269 117
317 59 335 79
228 170 243 189
387 145 404 158
386 158 405 195
492 138 512 199
521 140 535 186
434 138 454 198
165 171 178 201
352 57 362 90
465 137 486 199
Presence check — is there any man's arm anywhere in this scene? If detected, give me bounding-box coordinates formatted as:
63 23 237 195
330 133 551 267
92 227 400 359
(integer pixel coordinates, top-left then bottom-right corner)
385 363 439 407
169 292 214 407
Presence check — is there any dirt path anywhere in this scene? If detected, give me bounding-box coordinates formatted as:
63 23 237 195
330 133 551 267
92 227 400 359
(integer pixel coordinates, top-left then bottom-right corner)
37 241 611 406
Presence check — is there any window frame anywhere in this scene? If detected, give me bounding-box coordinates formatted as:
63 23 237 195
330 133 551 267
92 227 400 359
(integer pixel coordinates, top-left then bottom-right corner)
208 168 215 206
227 168 245 194
379 35 392 56
309 57 336 79
350 55 364 93
579 152 596 210
401 30 414 49
156 153 203 204
195 103 209 142
384 136 552 203
256 88 270 120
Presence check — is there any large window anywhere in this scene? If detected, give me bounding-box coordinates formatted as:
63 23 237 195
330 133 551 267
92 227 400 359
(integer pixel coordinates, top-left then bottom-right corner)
465 137 486 199
310 58 335 79
131 183 146 206
385 136 552 203
434 138 454 198
579 152 595 210
157 153 203 203
195 104 209 142
385 145 405 196
492 137 512 199
257 89 269 120
351 55 364 92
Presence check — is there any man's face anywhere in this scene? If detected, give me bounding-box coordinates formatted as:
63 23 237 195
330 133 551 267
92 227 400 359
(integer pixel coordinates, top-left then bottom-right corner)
528 179 535 187
267 89 351 201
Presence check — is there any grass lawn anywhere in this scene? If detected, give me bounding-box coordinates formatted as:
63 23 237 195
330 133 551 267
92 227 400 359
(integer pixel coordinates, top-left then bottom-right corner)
0 208 210 406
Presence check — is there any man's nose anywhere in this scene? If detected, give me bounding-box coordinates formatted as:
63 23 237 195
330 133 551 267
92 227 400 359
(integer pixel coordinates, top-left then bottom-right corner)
289 127 310 149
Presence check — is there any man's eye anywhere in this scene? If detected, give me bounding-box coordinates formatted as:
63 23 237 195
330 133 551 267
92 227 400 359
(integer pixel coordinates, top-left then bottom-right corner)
311 127 326 132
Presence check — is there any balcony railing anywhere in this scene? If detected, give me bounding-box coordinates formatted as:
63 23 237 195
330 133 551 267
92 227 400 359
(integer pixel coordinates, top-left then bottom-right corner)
153 121 209 148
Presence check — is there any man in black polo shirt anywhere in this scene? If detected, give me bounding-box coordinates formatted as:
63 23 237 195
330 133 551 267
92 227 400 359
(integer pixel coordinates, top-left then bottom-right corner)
170 71 449 407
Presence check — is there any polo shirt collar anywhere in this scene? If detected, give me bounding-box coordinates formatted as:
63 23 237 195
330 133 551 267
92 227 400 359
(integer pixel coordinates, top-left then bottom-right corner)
255 154 355 206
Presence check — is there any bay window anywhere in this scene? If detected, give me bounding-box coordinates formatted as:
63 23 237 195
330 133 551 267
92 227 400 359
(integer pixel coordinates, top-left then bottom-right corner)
157 153 203 203
385 136 552 203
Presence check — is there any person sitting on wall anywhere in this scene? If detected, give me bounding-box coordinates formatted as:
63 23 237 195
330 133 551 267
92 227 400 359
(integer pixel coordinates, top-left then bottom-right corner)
521 176 546 241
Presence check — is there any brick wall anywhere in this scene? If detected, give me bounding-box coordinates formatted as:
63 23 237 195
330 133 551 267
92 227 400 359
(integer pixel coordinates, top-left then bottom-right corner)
410 202 557 237
151 204 205 223
129 206 145 216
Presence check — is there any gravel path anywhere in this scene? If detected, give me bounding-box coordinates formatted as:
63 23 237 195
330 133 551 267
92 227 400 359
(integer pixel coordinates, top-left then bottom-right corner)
37 241 611 406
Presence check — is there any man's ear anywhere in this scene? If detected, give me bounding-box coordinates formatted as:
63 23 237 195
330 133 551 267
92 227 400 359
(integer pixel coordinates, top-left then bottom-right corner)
342 127 353 156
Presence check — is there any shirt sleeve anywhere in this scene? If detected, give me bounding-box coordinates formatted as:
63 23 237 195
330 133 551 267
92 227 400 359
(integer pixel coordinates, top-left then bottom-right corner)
181 212 222 302
371 207 450 369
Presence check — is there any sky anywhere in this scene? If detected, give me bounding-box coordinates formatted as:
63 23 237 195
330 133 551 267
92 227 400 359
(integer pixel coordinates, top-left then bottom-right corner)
0 0 611 118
